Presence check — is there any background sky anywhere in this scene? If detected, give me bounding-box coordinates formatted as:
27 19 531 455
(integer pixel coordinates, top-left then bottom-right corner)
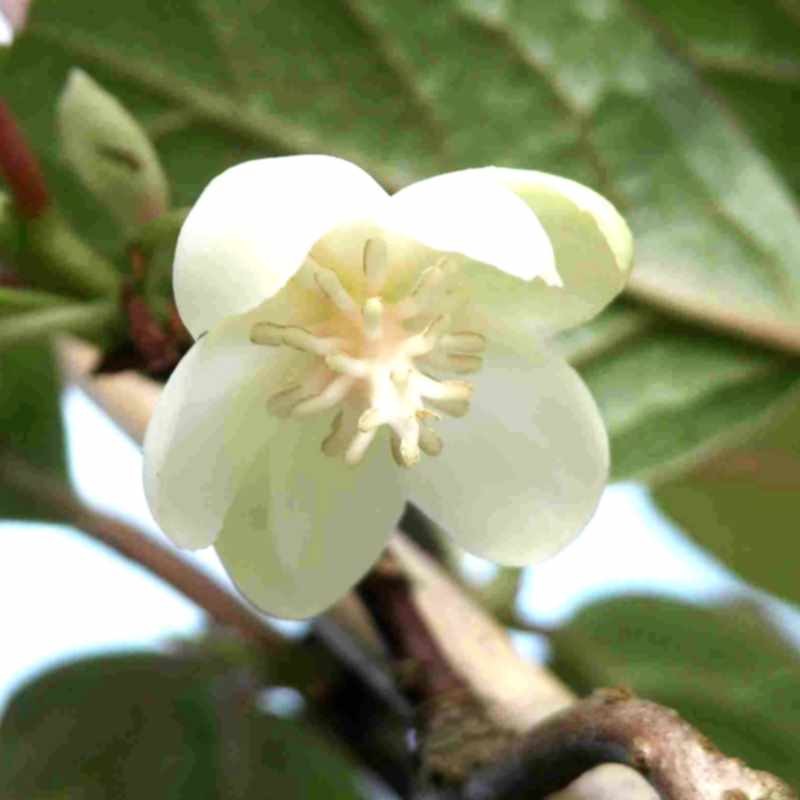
2 387 797 712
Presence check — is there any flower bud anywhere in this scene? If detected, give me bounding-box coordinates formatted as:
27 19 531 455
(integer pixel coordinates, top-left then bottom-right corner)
57 69 169 233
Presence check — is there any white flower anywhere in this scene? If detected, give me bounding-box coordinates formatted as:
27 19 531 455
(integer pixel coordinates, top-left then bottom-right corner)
143 156 633 619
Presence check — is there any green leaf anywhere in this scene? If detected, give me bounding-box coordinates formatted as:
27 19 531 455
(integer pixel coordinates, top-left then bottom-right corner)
3 0 800 479
0 651 367 800
632 0 800 198
551 595 800 787
653 399 800 605
567 307 800 480
0 342 66 520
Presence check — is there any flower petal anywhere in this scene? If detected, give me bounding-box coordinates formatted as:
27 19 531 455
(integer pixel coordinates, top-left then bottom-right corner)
214 419 404 619
381 170 559 285
143 311 294 550
403 349 608 565
461 167 633 342
174 156 390 338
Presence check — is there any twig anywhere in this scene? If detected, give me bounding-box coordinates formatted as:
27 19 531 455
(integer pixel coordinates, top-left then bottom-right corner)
438 688 797 800
55 340 797 797
0 450 281 650
357 548 467 704
0 99 50 218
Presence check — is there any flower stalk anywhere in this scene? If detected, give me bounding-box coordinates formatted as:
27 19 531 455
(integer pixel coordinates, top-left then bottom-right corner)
0 98 49 218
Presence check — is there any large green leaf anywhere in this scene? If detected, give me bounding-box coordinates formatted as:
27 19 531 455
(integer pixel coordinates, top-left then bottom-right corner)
0 651 366 800
633 0 800 198
654 399 800 605
2 0 800 480
0 342 66 520
550 595 800 788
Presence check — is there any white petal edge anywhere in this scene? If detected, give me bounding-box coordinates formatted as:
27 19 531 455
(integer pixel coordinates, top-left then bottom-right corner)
214 417 405 619
462 167 634 340
403 349 609 565
174 155 390 338
143 312 294 550
380 169 560 285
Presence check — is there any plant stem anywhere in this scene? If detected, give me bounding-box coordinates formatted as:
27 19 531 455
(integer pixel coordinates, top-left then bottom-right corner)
430 688 797 800
0 451 282 651
0 285 75 312
0 299 120 349
0 98 49 218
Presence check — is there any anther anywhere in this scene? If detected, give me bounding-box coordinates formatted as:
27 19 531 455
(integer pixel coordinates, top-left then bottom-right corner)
267 383 305 417
427 396 471 417
321 411 345 456
419 426 443 456
251 322 342 356
445 354 483 374
440 332 486 354
362 297 383 341
390 431 421 468
291 375 354 416
314 267 359 317
363 237 389 295
395 258 450 318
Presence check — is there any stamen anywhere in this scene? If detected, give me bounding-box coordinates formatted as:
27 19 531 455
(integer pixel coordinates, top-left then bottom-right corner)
363 237 389 295
321 411 345 456
256 249 485 467
394 258 450 318
413 373 473 402
390 425 421 468
427 396 471 417
362 297 383 341
314 267 359 317
440 332 486 354
402 314 449 357
291 375 354 416
326 353 370 378
446 354 483 374
419 426 443 456
345 428 378 466
267 383 304 417
358 407 384 432
420 352 483 374
251 322 342 356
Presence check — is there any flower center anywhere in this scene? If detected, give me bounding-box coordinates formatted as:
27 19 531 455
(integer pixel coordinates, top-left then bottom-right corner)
250 237 485 467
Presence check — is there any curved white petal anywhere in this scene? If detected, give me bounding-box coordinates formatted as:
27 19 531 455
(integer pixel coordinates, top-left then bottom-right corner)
175 156 390 338
214 419 404 619
381 170 559 284
403 350 608 565
460 167 634 343
143 312 295 550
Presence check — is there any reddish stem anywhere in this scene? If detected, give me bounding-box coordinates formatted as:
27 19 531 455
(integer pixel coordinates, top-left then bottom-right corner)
0 99 50 218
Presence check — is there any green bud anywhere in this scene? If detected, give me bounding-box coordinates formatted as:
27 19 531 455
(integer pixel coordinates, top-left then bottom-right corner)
57 68 170 233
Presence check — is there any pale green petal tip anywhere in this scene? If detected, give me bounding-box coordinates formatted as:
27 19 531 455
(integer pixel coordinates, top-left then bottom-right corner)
493 167 633 277
57 69 170 231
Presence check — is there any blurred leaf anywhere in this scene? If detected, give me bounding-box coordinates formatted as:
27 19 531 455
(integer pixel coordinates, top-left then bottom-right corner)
2 0 800 478
654 399 800 605
569 308 800 480
632 0 800 198
0 342 66 520
551 595 800 787
0 651 366 800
